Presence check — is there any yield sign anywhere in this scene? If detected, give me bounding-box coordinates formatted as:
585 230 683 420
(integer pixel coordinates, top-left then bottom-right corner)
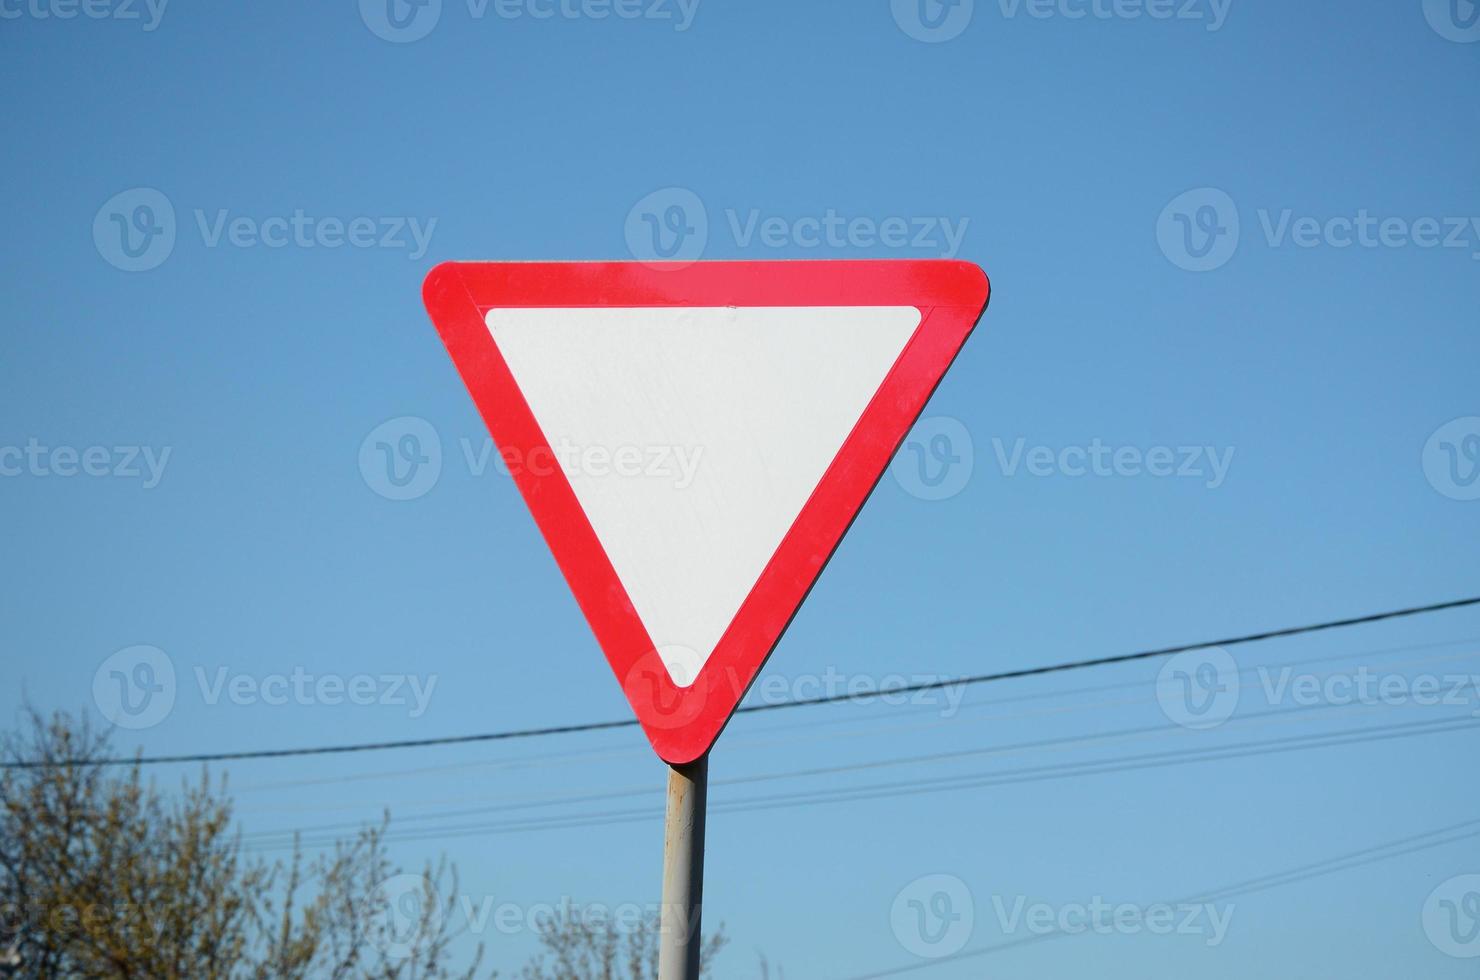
422 260 990 763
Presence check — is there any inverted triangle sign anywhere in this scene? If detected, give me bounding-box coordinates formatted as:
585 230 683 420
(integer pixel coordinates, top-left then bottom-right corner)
423 260 990 763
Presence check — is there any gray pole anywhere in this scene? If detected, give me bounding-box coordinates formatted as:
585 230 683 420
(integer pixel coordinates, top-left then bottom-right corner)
657 753 708 980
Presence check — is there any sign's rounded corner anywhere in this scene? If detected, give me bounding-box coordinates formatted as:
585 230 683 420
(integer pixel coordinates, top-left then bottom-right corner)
422 260 465 305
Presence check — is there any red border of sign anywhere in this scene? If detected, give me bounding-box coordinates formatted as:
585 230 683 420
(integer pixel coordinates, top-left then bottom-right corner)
423 260 990 763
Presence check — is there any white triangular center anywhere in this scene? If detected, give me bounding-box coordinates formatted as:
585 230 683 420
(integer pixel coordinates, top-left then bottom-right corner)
487 305 921 685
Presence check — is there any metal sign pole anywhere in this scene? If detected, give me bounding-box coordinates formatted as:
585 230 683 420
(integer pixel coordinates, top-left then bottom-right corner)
657 754 708 980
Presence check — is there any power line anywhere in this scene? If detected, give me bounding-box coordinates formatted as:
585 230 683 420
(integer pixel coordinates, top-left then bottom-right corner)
230 636 1480 811
739 594 1480 715
241 699 1326 842
232 689 1440 840
244 708 1479 851
10 594 1479 770
227 635 1479 808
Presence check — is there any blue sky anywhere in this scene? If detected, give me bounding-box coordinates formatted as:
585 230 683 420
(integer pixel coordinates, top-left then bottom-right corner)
3 0 1479 975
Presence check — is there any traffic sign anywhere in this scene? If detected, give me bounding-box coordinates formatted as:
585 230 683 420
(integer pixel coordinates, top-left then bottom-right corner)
422 260 990 762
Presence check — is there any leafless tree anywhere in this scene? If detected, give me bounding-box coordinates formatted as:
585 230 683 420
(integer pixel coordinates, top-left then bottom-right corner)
0 708 483 979
517 907 726 980
1 708 734 980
